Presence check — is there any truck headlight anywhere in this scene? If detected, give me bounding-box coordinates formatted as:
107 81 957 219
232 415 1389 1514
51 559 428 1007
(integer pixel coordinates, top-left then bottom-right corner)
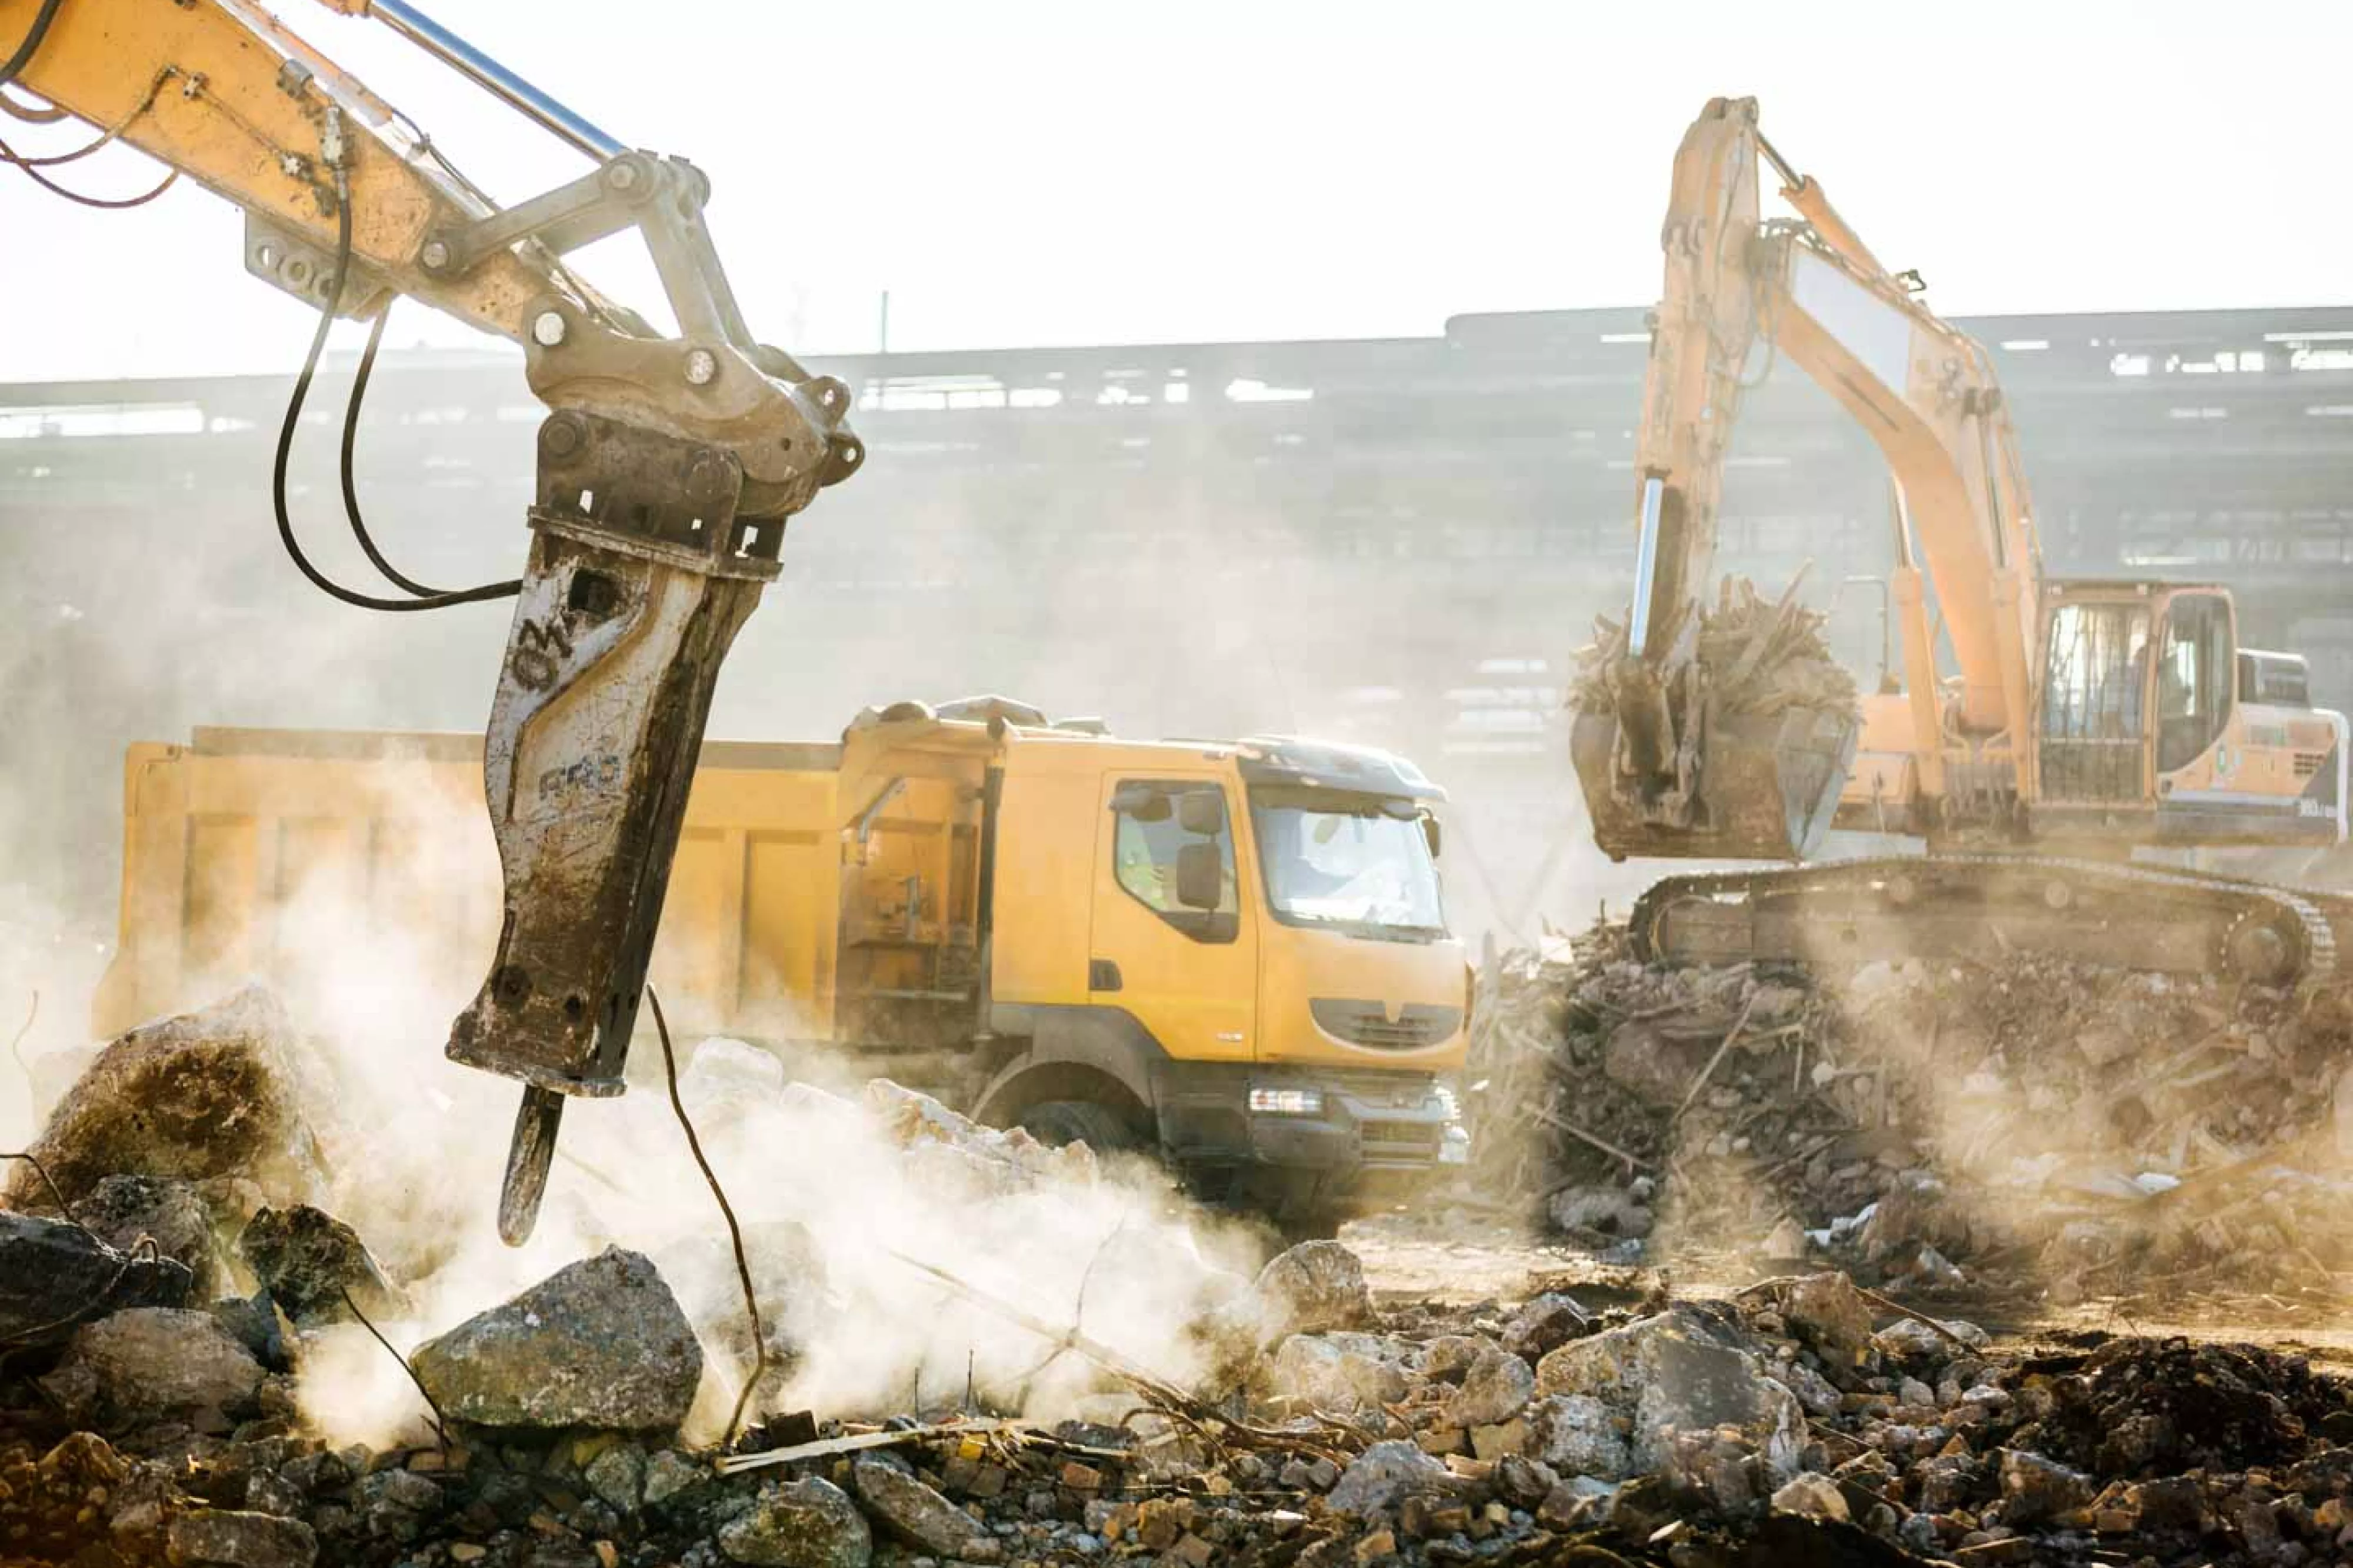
1249 1086 1325 1116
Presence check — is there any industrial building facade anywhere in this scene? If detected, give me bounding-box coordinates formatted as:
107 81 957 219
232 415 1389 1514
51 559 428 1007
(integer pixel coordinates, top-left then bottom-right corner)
6 304 2351 927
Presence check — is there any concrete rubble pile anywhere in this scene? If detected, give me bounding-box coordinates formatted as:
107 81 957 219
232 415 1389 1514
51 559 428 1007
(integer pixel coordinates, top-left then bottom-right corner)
1465 924 2353 1307
13 990 2353 1564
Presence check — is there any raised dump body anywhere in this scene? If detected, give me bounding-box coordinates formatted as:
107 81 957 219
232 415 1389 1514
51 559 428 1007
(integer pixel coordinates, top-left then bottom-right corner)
99 702 1472 1226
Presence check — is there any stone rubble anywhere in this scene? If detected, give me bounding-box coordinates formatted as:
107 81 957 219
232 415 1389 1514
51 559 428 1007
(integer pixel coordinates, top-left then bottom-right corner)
10 988 2353 1565
11 1209 2353 1567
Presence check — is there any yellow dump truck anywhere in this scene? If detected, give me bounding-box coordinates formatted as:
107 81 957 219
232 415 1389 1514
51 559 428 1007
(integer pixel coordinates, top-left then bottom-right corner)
96 698 1472 1226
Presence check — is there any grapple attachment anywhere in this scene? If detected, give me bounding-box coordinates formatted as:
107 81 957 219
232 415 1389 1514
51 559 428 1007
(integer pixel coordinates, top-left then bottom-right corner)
1571 703 1858 863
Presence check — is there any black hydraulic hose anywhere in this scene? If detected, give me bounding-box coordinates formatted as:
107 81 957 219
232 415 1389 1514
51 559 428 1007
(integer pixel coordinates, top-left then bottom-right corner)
0 138 175 206
273 184 519 612
0 0 64 89
341 303 489 599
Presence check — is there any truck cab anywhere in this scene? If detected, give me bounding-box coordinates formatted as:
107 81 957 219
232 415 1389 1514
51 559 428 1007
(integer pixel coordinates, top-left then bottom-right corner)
975 726 1471 1225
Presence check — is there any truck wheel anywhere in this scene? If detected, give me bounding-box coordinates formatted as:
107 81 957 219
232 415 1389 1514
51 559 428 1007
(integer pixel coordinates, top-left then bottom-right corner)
1016 1099 1139 1155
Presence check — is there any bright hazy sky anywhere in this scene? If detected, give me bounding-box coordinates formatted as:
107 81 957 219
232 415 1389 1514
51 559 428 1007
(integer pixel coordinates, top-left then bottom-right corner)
2 0 2347 382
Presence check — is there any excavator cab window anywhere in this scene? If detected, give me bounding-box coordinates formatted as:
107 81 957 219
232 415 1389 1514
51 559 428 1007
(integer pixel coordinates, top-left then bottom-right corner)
2040 600 2152 803
2157 593 2235 774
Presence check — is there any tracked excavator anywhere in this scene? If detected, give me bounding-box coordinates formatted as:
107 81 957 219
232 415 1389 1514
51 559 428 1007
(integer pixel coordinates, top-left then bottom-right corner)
0 0 864 1240
1570 97 2353 987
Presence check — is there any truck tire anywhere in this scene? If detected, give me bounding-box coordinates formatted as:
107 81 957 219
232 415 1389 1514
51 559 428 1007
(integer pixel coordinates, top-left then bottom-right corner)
1016 1099 1139 1155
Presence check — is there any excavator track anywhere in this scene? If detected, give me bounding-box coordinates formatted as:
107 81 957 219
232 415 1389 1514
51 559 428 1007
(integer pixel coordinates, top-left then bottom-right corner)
1629 855 2345 991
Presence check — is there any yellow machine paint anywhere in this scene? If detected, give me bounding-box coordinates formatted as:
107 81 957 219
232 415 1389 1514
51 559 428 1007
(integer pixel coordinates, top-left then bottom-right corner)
98 700 1471 1224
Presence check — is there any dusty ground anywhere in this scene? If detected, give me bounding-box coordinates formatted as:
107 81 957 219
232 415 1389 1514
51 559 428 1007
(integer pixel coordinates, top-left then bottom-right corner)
1345 1210 2353 1363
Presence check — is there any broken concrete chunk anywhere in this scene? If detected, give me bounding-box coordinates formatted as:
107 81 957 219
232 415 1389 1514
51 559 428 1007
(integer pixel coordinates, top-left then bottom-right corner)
679 1036 786 1119
642 1448 708 1509
165 1507 318 1568
1244 1239 1376 1342
1534 1304 1802 1482
411 1247 702 1430
0 1209 193 1345
2000 1447 2094 1524
1545 1185 1653 1239
1761 1216 1811 1260
864 1078 1093 1192
1269 1332 1418 1414
238 1205 406 1327
1498 1292 1589 1361
582 1442 646 1513
352 1467 441 1544
40 1429 129 1486
852 1454 1004 1561
1524 1393 1632 1480
209 1292 295 1373
1777 1357 1842 1419
718 1474 872 1567
1602 1020 1719 1107
1326 1439 1451 1517
1775 1272 1875 1363
1769 1472 1850 1523
3 985 321 1210
1443 1345 1536 1430
1419 1333 1484 1381
76 1173 225 1296
47 1306 264 1424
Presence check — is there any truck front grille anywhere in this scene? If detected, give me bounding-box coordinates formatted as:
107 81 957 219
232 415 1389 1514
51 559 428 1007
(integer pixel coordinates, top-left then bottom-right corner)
1359 1119 1442 1164
1310 999 1462 1050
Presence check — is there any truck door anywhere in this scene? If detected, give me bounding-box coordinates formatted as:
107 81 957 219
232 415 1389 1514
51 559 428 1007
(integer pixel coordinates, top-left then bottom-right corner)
1088 775 1257 1066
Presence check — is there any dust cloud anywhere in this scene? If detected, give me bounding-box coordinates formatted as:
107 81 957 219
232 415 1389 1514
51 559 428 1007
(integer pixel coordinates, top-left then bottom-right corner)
270 962 1268 1449
2 783 1261 1449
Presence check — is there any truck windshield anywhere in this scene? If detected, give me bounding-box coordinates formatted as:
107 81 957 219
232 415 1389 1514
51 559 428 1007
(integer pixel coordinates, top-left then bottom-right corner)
1248 789 1446 940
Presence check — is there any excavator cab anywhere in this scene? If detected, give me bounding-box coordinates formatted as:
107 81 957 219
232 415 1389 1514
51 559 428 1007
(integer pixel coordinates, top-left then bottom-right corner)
2036 582 2348 848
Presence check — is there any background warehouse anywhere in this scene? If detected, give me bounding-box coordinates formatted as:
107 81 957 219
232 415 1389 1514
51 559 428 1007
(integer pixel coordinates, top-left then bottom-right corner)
5 302 2352 937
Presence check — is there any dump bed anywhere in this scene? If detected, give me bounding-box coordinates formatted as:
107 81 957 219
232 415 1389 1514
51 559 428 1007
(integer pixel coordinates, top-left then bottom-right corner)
94 728 845 1042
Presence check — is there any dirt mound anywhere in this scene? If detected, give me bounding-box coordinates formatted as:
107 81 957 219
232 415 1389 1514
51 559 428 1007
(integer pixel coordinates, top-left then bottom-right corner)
2035 1337 2347 1479
1466 926 2353 1307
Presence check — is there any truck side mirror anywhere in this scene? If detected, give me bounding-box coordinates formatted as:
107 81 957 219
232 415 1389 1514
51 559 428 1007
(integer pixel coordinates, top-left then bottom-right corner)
1421 814 1441 859
1177 790 1224 838
1175 842 1222 910
1111 781 1171 822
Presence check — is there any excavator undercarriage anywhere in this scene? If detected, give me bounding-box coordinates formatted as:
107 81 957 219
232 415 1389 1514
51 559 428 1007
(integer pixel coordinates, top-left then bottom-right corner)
1631 855 2344 990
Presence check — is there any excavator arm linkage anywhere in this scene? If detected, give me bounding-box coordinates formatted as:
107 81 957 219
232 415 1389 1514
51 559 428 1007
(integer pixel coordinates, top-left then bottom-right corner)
1572 96 2040 865
4 0 862 1241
